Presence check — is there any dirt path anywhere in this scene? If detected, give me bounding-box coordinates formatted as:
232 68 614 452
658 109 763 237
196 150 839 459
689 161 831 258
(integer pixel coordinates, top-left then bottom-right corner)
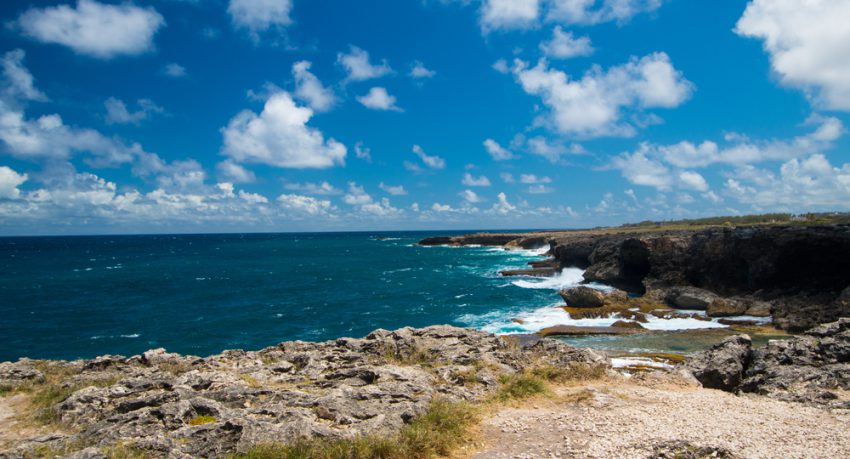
470 375 850 459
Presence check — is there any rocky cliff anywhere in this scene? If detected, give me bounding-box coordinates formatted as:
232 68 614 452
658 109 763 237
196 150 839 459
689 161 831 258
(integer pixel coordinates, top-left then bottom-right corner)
422 225 850 331
0 326 604 458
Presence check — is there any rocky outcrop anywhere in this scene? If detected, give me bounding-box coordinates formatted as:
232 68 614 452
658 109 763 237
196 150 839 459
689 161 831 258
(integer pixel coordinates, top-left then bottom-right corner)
419 234 524 246
426 225 850 331
687 318 850 407
559 286 608 308
686 335 753 392
0 326 605 458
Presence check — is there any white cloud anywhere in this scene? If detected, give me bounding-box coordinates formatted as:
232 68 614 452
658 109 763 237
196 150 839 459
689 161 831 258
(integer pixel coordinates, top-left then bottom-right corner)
500 172 516 183
163 63 186 78
410 61 436 79
678 170 708 192
379 182 407 195
459 189 483 203
547 0 663 25
277 193 332 215
610 144 673 191
511 53 693 138
725 154 850 209
411 144 446 170
343 182 373 205
480 0 541 33
490 191 517 214
0 101 140 166
483 138 515 161
735 0 850 111
519 174 552 184
216 160 256 184
354 142 372 162
2 50 47 102
539 26 593 59
104 97 164 125
462 173 491 186
642 115 842 169
431 202 455 212
526 184 554 193
337 46 392 82
221 91 346 169
525 136 584 162
228 0 293 35
292 61 336 112
17 0 165 59
0 166 27 199
284 181 341 195
357 87 402 111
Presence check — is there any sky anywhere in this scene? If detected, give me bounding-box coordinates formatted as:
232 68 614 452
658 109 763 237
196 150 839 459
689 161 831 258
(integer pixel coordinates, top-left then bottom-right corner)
0 0 849 235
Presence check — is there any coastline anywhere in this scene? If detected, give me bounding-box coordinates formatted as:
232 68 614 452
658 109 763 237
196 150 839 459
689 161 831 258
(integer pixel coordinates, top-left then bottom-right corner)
2 223 850 457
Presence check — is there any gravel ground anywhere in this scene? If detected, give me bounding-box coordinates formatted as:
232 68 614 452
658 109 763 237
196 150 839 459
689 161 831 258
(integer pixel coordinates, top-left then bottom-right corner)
470 372 850 459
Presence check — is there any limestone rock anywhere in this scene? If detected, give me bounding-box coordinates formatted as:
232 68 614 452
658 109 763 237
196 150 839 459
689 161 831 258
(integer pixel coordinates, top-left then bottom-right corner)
687 335 752 392
559 286 607 308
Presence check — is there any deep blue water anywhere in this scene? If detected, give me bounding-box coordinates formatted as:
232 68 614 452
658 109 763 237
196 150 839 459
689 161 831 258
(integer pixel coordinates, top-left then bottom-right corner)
1 232 568 361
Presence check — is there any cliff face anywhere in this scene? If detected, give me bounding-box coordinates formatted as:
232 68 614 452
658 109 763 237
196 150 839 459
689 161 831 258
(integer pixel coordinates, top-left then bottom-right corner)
424 225 850 331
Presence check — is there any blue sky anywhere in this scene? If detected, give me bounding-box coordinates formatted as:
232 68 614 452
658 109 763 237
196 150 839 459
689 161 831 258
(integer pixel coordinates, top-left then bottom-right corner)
1 0 849 235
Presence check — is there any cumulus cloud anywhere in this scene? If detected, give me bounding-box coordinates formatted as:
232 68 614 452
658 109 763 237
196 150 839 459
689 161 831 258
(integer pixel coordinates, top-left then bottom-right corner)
500 172 516 183
0 166 27 199
490 191 516 214
483 138 515 161
407 144 446 170
539 26 593 59
17 0 165 59
462 173 491 186
459 189 483 203
277 193 332 215
510 53 693 138
216 160 256 184
547 0 663 25
526 184 554 194
104 98 164 125
610 115 846 197
379 182 407 195
480 0 541 33
228 0 293 35
284 181 341 195
354 142 372 162
725 154 850 210
525 136 584 162
221 92 346 169
357 87 402 111
337 46 392 82
409 61 436 79
735 0 850 111
2 50 47 102
519 174 552 184
163 63 186 78
292 61 336 112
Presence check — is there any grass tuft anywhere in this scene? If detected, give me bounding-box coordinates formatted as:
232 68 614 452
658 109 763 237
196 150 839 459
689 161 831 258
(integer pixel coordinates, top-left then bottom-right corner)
229 397 477 459
188 415 217 426
493 373 550 402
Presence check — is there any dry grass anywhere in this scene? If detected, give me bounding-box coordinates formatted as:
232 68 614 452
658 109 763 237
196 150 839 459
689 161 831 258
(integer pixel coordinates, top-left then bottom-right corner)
188 415 217 426
229 397 478 459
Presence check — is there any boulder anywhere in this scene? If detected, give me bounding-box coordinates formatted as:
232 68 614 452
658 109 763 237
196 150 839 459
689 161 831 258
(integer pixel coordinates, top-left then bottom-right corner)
706 298 748 317
665 287 718 310
686 334 752 392
559 286 606 308
610 320 645 329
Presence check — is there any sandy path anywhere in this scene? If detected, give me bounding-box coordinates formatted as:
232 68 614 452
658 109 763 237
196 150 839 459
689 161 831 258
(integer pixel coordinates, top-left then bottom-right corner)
470 376 850 459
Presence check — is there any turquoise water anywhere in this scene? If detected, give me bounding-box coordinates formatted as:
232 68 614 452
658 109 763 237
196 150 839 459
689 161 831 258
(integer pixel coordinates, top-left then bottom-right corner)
1 232 568 361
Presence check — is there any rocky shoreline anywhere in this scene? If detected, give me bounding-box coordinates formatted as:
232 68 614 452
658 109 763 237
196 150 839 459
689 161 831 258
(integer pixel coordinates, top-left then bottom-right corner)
2 224 849 458
421 224 850 331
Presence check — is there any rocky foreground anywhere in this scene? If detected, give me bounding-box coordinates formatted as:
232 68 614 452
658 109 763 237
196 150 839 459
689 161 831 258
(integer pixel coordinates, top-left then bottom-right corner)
0 326 603 458
1 319 849 458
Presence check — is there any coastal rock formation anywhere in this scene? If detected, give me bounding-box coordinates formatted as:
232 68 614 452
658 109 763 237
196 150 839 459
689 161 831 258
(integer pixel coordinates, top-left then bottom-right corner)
425 225 850 331
687 318 850 407
0 326 605 458
559 286 607 308
686 335 752 392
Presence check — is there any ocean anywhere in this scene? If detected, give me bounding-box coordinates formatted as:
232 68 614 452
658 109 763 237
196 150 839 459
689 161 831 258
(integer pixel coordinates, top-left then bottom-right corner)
0 232 759 362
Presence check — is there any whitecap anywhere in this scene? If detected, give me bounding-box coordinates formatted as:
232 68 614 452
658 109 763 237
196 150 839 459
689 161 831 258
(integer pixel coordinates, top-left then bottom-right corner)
611 357 674 370
120 333 140 338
